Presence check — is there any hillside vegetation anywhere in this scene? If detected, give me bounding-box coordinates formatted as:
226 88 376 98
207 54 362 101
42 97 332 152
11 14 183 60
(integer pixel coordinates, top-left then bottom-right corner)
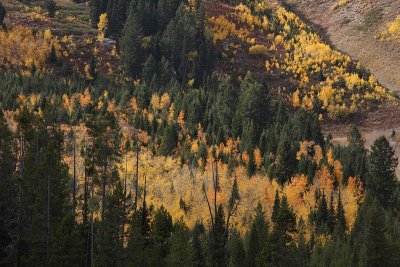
0 0 399 266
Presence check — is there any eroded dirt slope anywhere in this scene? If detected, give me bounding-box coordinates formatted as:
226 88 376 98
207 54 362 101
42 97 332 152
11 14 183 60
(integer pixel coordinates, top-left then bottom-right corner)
284 0 400 93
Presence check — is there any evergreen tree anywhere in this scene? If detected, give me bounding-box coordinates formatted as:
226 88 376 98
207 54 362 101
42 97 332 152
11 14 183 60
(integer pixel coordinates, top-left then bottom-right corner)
271 190 280 225
0 111 17 266
227 230 245 267
367 136 398 208
270 196 297 266
236 74 270 140
45 0 57 18
246 204 269 267
192 221 206 267
96 181 128 266
49 213 86 267
342 127 367 184
210 205 226 267
151 206 173 266
359 198 392 266
120 3 144 77
166 220 194 267
127 206 152 267
158 123 178 156
0 2 5 26
90 0 103 27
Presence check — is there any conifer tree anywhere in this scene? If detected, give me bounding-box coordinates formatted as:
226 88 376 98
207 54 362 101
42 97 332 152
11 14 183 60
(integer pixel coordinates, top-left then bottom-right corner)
271 190 280 225
247 204 269 267
0 2 5 26
166 220 194 267
151 206 173 266
0 111 17 265
227 230 245 267
120 3 144 77
367 136 398 208
192 221 206 267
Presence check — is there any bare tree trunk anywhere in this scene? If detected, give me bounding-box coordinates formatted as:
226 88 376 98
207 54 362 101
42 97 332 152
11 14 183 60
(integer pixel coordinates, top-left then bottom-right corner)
101 160 107 221
73 139 76 210
47 175 50 264
134 130 139 211
122 152 127 246
91 185 94 267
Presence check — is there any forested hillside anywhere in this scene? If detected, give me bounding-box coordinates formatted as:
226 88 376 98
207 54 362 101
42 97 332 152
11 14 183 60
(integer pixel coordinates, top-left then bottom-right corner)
0 0 399 266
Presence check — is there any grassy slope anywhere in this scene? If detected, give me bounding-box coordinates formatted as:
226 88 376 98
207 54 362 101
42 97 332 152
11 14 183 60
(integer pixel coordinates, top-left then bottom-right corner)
284 0 400 94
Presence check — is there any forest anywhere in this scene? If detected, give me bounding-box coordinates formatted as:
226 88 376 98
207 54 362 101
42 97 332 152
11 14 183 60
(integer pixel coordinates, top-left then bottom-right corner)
0 0 399 266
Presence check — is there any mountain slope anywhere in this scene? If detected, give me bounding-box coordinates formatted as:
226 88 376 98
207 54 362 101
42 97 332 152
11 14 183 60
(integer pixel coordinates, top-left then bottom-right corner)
284 0 400 94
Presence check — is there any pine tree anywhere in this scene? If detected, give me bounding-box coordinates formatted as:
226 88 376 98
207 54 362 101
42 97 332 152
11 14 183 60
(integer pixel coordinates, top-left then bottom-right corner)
335 191 346 236
210 205 226 267
359 198 392 266
192 221 206 267
270 196 297 266
246 204 269 267
127 206 152 266
96 181 128 266
367 136 398 208
48 213 86 267
151 206 173 266
90 0 103 27
45 0 57 18
0 111 17 265
227 230 245 267
0 2 5 26
120 2 144 77
342 127 367 184
158 123 178 156
271 190 280 225
166 220 194 267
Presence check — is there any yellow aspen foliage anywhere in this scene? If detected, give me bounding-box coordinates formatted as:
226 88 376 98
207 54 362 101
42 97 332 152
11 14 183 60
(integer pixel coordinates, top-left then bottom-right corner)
315 165 334 196
160 93 171 109
381 15 400 41
249 44 267 55
79 88 92 107
326 148 334 166
254 148 263 169
0 25 60 72
347 176 365 205
150 94 161 111
242 151 250 165
333 160 343 184
97 13 109 43
177 111 185 127
318 85 334 109
292 89 301 108
130 97 138 112
168 103 175 123
191 141 199 153
284 174 307 209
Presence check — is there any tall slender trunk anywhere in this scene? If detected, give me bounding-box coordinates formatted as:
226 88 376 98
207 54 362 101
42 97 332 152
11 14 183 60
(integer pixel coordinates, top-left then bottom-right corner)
83 144 89 226
101 160 107 221
47 175 50 264
134 130 139 211
16 135 25 266
73 139 76 210
122 152 127 246
91 184 94 267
